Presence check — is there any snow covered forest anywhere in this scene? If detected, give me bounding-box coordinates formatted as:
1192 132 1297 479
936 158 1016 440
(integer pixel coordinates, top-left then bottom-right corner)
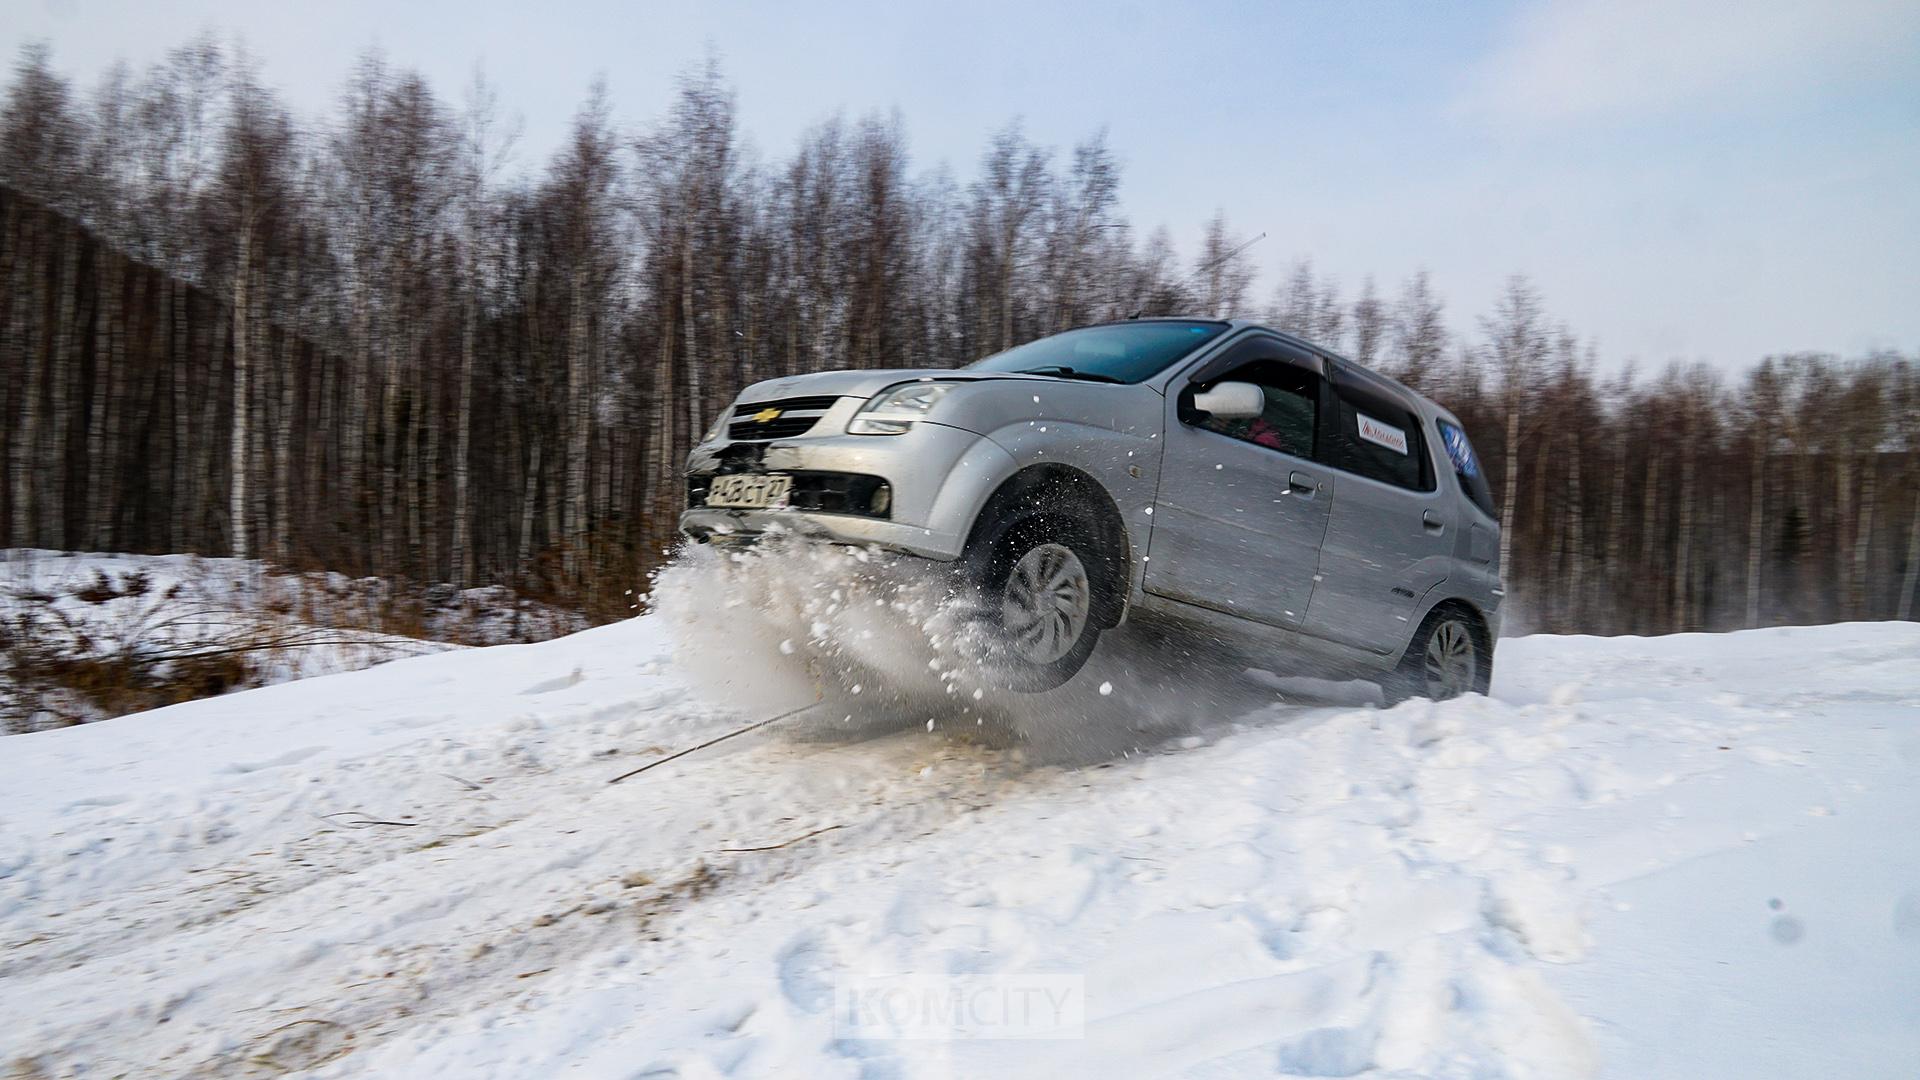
2 37 1916 629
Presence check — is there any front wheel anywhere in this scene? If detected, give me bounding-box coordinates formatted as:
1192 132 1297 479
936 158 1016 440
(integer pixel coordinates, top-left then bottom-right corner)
971 517 1105 692
1383 607 1490 705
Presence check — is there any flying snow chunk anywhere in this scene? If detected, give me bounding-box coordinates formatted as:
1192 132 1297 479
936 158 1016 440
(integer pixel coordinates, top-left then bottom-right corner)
1099 681 1113 696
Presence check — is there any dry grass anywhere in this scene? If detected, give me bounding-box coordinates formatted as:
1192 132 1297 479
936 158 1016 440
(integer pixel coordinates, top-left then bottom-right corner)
1 555 584 733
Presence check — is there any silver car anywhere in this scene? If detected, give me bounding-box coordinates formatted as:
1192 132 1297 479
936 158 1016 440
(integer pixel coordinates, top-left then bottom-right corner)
682 319 1503 699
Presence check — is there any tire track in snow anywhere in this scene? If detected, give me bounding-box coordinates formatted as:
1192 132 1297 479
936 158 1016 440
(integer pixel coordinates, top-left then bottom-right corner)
2 698 1086 1077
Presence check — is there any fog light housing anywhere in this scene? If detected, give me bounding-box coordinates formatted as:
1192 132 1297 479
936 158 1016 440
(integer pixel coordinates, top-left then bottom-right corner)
869 483 892 516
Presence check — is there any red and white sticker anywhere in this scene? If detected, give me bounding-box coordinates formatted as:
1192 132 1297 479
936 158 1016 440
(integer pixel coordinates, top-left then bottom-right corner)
1357 413 1408 455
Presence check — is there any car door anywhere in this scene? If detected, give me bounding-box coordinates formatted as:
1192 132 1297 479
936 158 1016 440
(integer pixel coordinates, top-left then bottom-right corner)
1302 367 1454 654
1143 337 1334 630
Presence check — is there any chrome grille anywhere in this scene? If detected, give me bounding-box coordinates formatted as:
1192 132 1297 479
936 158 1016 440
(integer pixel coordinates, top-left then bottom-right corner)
726 395 841 441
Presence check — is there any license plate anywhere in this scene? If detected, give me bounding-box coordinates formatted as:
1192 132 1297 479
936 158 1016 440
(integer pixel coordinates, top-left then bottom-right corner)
705 473 793 509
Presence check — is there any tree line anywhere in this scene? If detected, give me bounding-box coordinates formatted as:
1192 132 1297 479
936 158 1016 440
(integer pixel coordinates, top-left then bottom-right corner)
1 38 1915 631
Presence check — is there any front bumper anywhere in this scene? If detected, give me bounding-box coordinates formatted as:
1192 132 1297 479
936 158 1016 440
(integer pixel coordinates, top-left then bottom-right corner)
681 506 962 560
679 421 1016 561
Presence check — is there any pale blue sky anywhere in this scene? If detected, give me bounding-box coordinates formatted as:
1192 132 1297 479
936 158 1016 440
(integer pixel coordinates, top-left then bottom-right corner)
10 0 1920 369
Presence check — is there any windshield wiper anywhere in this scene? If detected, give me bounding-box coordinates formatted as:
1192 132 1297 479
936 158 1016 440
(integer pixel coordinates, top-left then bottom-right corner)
1014 366 1122 384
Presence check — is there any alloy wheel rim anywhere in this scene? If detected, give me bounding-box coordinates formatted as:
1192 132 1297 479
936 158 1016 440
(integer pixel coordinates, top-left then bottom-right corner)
1423 618 1477 700
1001 543 1092 665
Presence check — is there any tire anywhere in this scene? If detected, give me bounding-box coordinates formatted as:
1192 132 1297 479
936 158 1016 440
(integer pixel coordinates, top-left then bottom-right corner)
1382 605 1491 705
966 511 1108 692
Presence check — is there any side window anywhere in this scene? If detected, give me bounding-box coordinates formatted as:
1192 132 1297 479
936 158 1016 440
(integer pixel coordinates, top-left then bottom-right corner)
1330 387 1433 492
1438 419 1497 517
1193 359 1319 459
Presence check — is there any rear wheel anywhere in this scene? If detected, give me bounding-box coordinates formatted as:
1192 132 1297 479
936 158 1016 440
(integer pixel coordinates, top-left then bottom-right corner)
969 514 1107 691
1384 606 1490 705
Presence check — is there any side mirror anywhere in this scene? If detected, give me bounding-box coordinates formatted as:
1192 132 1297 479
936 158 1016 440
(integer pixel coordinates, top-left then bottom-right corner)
1190 380 1264 420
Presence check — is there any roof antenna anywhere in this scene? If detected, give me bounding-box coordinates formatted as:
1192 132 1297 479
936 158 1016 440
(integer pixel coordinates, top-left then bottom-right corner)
1131 230 1267 320
1193 230 1268 285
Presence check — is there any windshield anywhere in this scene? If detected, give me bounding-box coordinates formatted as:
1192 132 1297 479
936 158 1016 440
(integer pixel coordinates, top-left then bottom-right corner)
966 320 1229 384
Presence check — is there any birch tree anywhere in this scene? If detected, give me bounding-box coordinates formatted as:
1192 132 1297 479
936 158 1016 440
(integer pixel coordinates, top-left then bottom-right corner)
0 44 80 546
214 63 293 559
449 70 517 585
549 82 619 581
1481 276 1549 581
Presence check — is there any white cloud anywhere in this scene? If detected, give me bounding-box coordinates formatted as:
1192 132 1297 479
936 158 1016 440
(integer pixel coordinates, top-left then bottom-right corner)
1460 0 1920 124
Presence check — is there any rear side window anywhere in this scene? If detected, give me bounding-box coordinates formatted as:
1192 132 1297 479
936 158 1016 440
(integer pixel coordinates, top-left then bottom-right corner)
1438 419 1497 517
1330 388 1432 492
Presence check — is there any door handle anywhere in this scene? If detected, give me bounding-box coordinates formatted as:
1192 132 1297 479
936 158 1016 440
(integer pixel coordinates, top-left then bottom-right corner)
1288 471 1317 498
1423 510 1446 534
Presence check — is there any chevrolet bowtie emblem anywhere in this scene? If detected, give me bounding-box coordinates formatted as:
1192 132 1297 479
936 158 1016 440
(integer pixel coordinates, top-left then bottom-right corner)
752 408 783 423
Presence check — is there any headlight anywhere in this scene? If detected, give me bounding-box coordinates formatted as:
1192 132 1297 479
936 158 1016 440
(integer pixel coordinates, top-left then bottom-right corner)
702 408 731 444
848 381 957 435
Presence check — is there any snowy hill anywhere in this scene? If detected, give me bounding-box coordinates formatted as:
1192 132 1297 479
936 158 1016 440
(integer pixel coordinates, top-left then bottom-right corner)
2 610 1917 1078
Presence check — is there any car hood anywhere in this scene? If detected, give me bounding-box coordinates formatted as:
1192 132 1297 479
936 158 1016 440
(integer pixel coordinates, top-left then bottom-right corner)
733 367 1060 403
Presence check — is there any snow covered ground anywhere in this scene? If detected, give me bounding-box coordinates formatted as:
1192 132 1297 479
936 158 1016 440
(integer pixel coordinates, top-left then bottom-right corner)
2 567 1917 1076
